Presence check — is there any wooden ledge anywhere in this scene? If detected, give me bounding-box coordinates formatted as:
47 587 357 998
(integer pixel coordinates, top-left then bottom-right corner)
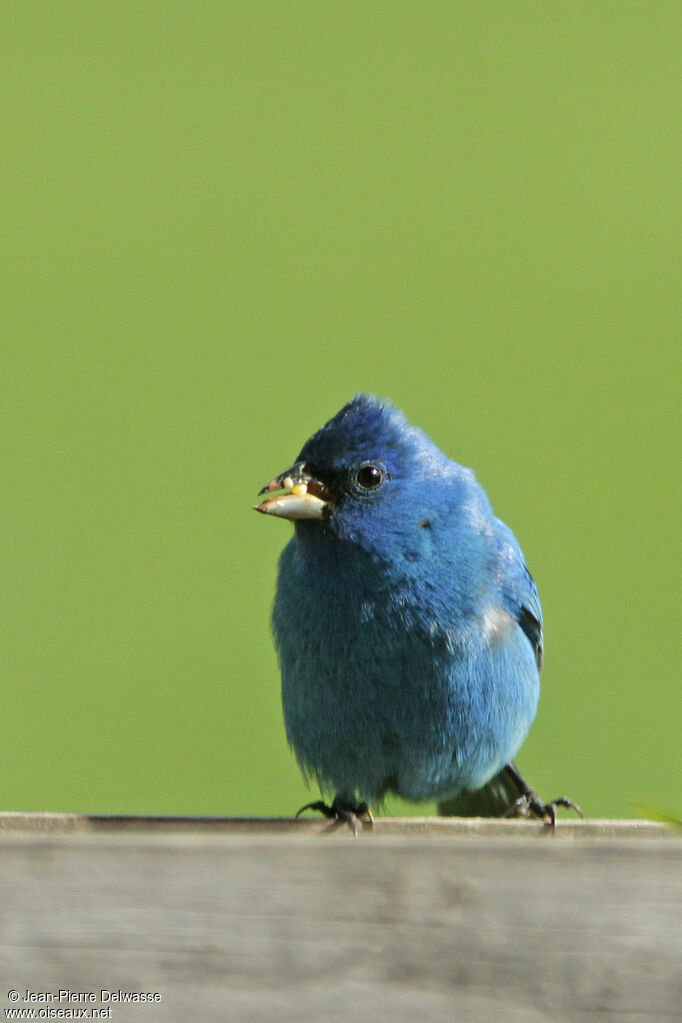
0 810 675 839
1 812 679 1022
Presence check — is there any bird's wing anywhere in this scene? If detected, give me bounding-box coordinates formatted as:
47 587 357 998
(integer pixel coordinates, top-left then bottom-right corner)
493 518 544 671
438 522 546 820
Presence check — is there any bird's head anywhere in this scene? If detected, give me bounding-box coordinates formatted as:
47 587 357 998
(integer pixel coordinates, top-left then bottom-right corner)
255 394 478 555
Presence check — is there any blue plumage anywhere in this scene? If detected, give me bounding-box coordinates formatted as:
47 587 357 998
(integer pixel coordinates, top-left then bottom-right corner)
256 394 577 825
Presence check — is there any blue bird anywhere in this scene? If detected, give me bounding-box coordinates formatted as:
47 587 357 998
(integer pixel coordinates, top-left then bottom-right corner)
255 395 579 830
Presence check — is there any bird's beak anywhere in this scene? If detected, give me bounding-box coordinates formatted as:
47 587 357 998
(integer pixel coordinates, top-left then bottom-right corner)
254 462 332 520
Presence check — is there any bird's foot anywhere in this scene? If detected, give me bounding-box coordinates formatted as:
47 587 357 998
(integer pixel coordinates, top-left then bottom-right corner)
501 762 583 828
295 795 373 836
504 790 584 828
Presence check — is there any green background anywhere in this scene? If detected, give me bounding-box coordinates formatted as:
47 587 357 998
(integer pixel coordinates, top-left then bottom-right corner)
2 3 679 819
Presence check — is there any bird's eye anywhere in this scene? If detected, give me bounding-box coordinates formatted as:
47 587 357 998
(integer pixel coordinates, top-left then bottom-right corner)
354 464 384 491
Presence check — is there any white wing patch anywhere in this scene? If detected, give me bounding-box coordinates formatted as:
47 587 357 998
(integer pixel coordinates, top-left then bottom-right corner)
481 606 516 644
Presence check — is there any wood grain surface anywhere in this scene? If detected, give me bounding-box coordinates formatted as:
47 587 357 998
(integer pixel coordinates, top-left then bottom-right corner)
0 815 679 1022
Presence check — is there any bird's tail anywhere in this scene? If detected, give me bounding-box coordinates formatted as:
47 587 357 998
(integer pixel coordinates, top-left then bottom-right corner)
437 764 522 817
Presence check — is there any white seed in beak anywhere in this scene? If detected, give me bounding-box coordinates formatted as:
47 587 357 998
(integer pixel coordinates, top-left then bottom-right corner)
254 490 326 519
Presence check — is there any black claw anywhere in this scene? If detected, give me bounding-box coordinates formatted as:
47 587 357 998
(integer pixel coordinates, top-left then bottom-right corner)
502 763 583 829
503 792 584 827
295 795 373 835
552 796 584 817
295 800 337 820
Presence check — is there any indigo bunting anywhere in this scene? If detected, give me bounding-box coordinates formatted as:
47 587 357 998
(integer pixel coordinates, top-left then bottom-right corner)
256 395 579 830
